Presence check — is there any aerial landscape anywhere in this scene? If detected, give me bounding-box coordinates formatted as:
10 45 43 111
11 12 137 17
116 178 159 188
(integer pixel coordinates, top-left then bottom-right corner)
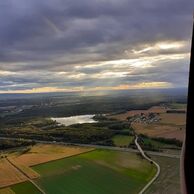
0 89 188 194
0 0 193 194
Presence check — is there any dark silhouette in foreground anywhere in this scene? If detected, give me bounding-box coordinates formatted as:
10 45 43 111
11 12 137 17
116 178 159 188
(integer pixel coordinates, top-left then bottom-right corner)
181 16 193 194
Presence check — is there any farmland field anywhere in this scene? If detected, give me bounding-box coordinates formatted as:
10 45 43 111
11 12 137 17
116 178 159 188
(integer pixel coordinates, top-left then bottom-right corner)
11 144 93 167
0 188 15 194
11 181 42 194
140 136 177 149
144 155 181 194
168 103 187 110
0 158 27 187
109 104 186 141
31 150 156 194
112 135 134 147
0 144 93 190
159 113 186 125
132 123 185 141
0 87 187 193
108 106 167 121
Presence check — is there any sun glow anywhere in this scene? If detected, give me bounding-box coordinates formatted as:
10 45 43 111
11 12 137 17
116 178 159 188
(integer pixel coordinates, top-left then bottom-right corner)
0 81 173 94
130 41 186 55
156 42 185 50
0 71 16 76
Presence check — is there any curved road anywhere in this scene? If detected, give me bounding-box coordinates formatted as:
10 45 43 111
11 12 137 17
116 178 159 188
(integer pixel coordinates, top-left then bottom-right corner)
135 135 160 194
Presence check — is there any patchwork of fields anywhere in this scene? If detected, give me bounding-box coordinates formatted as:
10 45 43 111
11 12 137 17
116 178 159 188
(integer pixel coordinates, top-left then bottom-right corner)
0 144 93 188
0 103 185 193
110 104 186 141
0 145 157 194
132 112 186 141
12 144 93 167
32 150 156 194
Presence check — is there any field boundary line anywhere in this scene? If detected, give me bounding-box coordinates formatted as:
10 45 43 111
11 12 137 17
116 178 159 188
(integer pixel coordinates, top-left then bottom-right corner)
0 178 26 189
30 148 95 168
135 136 160 194
6 158 46 194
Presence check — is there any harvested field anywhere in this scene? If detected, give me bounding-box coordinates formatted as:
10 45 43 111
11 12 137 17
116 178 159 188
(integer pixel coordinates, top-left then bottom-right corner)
8 158 40 179
158 130 185 141
108 106 167 121
0 159 27 188
12 144 94 167
148 106 168 113
132 123 185 141
159 113 186 125
124 109 186 141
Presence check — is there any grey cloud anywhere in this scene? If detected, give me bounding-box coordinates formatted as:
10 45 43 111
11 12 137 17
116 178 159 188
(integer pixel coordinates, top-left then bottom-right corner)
0 0 192 62
0 0 192 92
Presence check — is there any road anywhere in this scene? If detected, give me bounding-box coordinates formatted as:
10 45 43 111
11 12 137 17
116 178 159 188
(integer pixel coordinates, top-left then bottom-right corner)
0 136 180 158
6 157 46 194
135 136 160 194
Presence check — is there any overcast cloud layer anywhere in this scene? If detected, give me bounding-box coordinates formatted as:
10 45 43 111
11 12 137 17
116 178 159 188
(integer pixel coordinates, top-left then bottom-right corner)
0 0 193 93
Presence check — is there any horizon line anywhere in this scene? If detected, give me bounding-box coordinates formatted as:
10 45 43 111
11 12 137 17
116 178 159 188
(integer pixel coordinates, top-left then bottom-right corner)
0 87 188 95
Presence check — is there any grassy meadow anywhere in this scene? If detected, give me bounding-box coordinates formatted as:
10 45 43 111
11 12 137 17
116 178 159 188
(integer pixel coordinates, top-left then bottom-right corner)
112 135 134 147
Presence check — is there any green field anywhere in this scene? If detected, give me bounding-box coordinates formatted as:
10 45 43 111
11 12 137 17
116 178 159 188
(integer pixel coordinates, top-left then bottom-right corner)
144 155 181 194
143 137 171 148
168 103 187 109
140 136 181 151
11 181 42 194
112 135 134 147
30 150 156 194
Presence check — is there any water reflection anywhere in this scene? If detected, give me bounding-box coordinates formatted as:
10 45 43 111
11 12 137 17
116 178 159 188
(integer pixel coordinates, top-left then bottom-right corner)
51 115 97 126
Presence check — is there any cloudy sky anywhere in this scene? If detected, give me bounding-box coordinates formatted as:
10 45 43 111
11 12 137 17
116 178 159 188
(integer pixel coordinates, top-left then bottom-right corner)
0 0 193 93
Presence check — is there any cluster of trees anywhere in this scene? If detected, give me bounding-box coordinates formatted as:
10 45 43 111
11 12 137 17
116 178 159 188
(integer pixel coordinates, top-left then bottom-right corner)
138 134 182 152
51 125 114 144
0 115 133 146
139 134 182 147
0 139 35 150
1 94 166 122
151 136 182 147
138 140 161 152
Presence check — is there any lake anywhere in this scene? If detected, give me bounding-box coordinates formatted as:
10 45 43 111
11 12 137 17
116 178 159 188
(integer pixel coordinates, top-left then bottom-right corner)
51 115 97 126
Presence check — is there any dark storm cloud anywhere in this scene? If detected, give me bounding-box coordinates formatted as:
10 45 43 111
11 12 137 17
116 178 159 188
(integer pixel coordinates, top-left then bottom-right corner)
0 0 192 62
0 0 193 92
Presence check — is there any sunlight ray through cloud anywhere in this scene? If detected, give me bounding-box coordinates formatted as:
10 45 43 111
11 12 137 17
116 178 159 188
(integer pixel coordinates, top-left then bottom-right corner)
0 0 192 93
